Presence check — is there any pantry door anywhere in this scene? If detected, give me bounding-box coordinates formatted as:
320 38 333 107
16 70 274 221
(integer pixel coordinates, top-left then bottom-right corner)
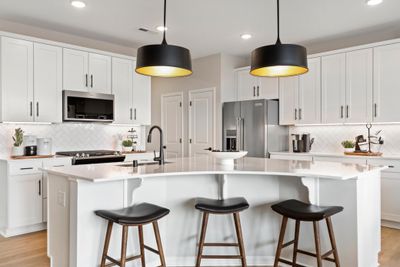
188 88 216 157
161 92 184 160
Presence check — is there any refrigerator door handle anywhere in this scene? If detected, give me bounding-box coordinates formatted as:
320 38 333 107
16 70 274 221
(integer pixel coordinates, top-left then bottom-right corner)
239 117 244 151
236 117 240 151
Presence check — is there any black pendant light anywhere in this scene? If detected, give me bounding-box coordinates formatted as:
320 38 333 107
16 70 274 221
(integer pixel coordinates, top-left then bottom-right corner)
250 0 308 77
136 0 192 77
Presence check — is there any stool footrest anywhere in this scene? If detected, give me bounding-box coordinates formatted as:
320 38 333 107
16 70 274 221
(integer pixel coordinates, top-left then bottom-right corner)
104 254 142 267
282 239 295 248
201 254 243 259
278 258 307 267
204 242 239 247
297 249 336 263
144 245 160 255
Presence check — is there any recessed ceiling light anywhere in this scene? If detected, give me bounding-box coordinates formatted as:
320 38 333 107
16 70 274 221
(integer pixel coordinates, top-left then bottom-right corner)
156 26 168 32
366 0 383 6
71 1 86 8
241 34 252 40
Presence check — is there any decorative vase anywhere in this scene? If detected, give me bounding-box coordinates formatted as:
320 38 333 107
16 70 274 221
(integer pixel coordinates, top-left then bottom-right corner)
122 146 132 152
11 146 24 156
344 148 354 153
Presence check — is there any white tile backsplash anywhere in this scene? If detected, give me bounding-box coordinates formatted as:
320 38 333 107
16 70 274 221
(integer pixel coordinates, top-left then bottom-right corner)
0 123 146 157
290 124 400 155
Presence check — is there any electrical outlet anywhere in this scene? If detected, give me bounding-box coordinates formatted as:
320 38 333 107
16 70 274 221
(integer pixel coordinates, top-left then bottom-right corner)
57 191 66 207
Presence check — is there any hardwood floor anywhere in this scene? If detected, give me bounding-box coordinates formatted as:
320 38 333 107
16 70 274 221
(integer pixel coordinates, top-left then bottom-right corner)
0 227 399 267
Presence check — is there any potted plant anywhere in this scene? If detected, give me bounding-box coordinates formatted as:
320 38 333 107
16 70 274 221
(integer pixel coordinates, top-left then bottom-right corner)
341 140 355 153
121 139 133 152
11 128 24 156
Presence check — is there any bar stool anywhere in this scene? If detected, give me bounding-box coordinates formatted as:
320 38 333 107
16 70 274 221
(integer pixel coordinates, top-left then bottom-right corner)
271 199 343 267
95 202 170 267
195 197 249 267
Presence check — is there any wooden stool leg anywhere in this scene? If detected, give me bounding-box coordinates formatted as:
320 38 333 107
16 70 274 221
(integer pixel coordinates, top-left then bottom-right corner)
233 212 247 267
120 225 129 267
292 220 300 266
138 225 146 267
313 221 323 267
153 221 167 267
274 216 288 267
100 221 113 267
196 212 209 267
326 217 341 267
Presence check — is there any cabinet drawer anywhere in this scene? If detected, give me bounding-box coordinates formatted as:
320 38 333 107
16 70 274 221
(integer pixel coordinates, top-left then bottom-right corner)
314 156 367 165
42 157 72 168
8 160 43 175
270 154 313 162
367 159 400 173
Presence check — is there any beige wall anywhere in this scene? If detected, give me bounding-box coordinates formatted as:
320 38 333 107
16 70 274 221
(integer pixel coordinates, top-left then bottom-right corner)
149 53 246 156
0 18 137 56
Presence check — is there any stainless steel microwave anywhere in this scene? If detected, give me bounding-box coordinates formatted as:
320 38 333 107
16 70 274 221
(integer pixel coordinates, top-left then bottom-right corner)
63 90 114 122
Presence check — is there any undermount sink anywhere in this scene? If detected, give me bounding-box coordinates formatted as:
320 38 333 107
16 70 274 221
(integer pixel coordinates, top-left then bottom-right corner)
117 161 172 167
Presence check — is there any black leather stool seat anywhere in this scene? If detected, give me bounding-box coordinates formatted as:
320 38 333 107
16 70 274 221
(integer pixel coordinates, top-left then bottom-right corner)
95 202 170 225
271 199 343 221
195 197 249 214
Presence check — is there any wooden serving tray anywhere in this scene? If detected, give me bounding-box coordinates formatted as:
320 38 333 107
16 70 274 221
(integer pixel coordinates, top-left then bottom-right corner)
122 151 147 154
10 155 55 159
344 152 382 157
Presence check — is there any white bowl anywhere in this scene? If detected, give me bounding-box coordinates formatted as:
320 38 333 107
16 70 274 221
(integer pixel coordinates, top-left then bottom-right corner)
209 151 248 165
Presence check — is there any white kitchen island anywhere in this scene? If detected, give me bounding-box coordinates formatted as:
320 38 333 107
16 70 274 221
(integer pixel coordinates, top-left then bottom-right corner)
43 156 385 267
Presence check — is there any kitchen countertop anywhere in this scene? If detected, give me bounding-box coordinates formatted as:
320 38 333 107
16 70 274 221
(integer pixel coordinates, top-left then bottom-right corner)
43 156 386 182
270 151 400 160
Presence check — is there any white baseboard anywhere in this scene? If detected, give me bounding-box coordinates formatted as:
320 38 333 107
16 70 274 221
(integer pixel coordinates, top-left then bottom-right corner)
381 219 400 230
0 222 46 237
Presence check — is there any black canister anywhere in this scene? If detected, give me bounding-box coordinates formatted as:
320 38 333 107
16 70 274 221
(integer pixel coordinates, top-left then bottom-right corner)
25 146 37 156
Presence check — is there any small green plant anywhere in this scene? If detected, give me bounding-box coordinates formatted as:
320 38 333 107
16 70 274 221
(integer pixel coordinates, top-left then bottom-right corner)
12 128 24 147
341 140 355 149
122 139 133 147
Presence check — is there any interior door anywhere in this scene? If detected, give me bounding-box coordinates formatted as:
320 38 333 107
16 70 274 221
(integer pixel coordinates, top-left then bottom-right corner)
34 43 63 123
63 48 88 92
112 57 133 124
88 53 112 94
162 93 183 160
241 100 266 157
189 88 215 157
1 37 34 122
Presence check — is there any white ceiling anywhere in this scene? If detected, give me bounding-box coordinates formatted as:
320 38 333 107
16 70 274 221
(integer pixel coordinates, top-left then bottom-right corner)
0 0 400 58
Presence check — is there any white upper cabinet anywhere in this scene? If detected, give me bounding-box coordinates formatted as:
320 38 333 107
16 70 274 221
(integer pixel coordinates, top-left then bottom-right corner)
88 53 112 94
236 68 278 101
322 53 346 123
0 37 34 122
298 57 321 124
373 43 400 123
63 48 111 93
345 49 373 123
132 64 151 125
63 48 89 92
279 76 299 125
112 57 133 124
34 43 63 123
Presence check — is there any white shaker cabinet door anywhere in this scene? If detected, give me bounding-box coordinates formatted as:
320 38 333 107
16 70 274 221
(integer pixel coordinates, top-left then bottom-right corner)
112 57 133 124
259 77 279 99
34 43 63 123
373 43 400 123
0 37 34 122
63 48 89 92
132 64 151 125
345 49 373 123
8 174 43 228
279 76 299 125
298 57 321 124
236 68 258 101
88 53 112 94
322 53 346 123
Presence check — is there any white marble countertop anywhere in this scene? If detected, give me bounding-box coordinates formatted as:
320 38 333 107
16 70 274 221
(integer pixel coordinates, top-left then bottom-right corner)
270 151 400 160
42 156 386 183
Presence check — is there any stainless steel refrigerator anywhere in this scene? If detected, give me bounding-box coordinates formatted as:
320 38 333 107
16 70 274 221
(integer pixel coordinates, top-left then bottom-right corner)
222 99 288 157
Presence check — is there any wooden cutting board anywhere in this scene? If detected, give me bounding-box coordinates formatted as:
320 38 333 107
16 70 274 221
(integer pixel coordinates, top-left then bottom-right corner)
10 155 55 159
344 151 382 157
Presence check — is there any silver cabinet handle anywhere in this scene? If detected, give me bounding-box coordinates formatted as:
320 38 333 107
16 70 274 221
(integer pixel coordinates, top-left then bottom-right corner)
90 75 93 88
346 105 349 118
295 109 298 120
340 106 344 118
36 102 39 117
85 74 88 87
20 167 34 170
253 86 256 97
38 180 41 196
374 103 377 117
130 108 133 120
134 108 137 120
299 108 302 120
30 102 33 117
257 86 260 97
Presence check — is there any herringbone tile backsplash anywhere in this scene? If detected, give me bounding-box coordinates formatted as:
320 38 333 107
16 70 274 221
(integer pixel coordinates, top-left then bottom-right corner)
0 123 145 157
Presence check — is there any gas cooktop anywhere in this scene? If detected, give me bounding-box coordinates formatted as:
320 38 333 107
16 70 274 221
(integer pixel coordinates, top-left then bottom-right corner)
56 150 125 165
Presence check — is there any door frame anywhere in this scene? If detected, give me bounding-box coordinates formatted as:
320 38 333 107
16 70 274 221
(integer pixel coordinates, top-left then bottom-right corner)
188 87 217 156
161 92 184 157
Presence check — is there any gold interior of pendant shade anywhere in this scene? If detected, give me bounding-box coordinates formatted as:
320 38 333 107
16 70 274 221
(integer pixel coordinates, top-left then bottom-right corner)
136 66 193 77
250 65 308 77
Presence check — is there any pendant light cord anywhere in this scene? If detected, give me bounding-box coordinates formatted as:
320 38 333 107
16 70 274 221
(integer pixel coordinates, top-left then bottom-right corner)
276 0 281 45
162 0 167 44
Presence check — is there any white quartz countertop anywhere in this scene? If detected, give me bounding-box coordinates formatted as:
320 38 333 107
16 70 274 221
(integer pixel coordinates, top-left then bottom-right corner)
270 151 400 160
42 156 386 183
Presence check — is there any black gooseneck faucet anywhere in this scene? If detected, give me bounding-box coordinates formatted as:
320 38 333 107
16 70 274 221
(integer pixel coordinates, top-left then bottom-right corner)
147 125 165 165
